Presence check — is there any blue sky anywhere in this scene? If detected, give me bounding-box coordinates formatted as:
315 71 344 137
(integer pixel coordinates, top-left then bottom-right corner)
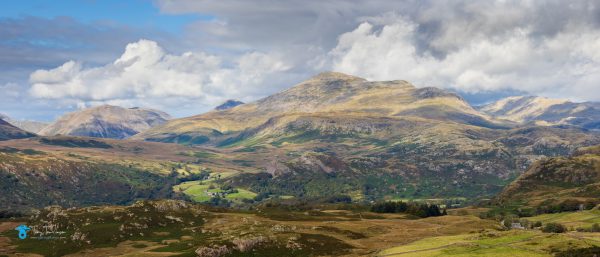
2 1 600 122
0 0 206 34
0 0 206 120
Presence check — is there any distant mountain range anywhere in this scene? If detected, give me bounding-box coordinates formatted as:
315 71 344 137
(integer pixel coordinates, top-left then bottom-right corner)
39 105 171 139
479 96 600 130
0 117 35 140
129 72 600 199
2 72 600 203
0 113 48 133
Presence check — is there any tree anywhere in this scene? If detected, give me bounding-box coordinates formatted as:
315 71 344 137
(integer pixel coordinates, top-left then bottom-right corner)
370 201 445 218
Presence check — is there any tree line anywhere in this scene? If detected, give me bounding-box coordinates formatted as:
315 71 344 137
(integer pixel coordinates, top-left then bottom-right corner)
370 201 447 218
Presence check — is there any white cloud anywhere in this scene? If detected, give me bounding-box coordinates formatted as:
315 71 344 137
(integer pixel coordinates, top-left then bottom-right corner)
21 0 600 120
28 39 290 115
329 15 600 101
153 0 600 103
0 82 21 98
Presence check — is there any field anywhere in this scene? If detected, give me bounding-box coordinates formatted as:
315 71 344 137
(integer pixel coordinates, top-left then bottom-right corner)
379 230 600 256
172 170 257 203
380 208 600 257
524 209 600 229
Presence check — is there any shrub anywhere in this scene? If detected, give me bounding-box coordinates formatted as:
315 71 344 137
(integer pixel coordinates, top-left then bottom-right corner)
577 223 600 232
254 192 270 201
542 223 567 233
590 223 600 232
555 246 600 257
323 194 352 203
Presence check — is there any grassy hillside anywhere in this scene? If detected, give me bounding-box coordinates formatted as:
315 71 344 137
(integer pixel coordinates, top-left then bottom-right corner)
0 149 179 211
2 200 600 257
379 229 600 257
0 136 260 211
496 145 600 210
0 200 496 257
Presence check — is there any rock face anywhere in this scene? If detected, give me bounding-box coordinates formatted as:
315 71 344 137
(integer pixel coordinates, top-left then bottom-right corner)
479 96 600 129
0 118 36 140
215 100 245 111
39 105 171 139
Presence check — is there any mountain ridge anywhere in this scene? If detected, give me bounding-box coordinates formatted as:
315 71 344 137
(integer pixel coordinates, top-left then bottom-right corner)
0 113 48 133
128 72 600 199
135 72 503 144
0 117 36 140
479 95 600 129
39 105 171 139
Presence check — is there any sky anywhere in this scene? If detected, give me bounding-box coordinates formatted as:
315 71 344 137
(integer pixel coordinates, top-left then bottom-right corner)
2 0 600 121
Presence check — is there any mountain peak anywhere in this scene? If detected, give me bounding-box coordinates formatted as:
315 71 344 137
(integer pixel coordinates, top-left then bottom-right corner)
215 100 245 111
310 71 366 82
39 105 171 139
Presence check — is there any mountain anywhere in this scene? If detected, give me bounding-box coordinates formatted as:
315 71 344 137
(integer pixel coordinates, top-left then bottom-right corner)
479 96 600 130
0 136 222 211
215 99 245 111
39 105 171 139
0 113 48 133
137 72 503 144
6 119 48 133
496 144 600 210
0 118 36 140
134 72 600 199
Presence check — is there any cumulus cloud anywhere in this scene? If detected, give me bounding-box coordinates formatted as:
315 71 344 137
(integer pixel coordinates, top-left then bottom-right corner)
29 39 290 114
19 0 600 120
155 0 600 102
328 13 600 101
0 83 21 98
